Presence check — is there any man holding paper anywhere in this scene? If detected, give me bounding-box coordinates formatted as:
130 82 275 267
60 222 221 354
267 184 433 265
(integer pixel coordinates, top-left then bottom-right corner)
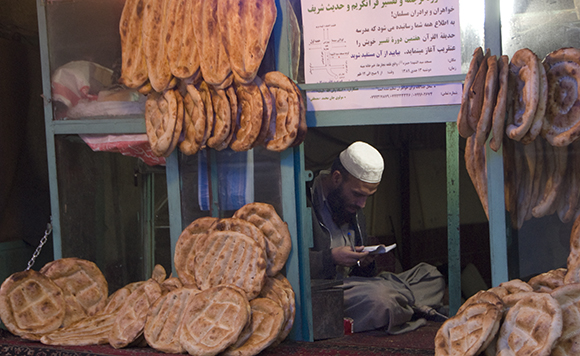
309 141 446 333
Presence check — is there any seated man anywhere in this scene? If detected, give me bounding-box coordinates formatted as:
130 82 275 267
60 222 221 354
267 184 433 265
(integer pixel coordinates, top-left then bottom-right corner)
309 141 446 333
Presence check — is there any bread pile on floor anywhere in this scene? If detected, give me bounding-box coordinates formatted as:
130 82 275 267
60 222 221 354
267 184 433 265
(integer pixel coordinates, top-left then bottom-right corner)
0 202 295 356
435 212 580 356
120 0 306 157
459 47 580 229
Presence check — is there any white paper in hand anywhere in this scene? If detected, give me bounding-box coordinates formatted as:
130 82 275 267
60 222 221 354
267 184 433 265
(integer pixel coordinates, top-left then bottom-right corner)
362 243 396 255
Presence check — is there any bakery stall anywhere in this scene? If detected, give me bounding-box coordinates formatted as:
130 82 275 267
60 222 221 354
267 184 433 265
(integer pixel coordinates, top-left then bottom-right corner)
4 0 580 352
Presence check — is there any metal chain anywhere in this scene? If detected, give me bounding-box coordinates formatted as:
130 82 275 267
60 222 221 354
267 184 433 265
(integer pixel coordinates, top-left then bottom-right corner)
26 217 52 271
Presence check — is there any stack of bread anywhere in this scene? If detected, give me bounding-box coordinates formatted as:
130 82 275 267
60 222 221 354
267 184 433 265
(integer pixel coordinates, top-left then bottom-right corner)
0 202 295 356
435 212 580 356
120 0 306 157
458 46 580 229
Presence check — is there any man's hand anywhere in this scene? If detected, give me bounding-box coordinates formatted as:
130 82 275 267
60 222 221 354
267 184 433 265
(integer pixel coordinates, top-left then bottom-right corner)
331 246 371 267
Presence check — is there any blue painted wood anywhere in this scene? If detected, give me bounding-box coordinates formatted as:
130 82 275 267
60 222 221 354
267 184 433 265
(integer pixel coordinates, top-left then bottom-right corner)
36 0 62 260
165 150 182 273
446 122 461 316
485 0 509 287
306 105 460 127
51 117 146 135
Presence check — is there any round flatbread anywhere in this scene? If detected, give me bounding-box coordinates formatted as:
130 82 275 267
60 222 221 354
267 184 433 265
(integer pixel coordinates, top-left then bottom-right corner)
144 286 201 353
495 292 562 356
179 285 251 356
193 230 267 300
0 270 66 341
174 216 218 287
40 257 108 328
233 202 292 277
490 55 509 151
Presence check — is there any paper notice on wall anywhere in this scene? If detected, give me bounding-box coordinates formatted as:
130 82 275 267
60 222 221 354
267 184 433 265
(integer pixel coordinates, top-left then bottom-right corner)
306 82 462 111
301 0 462 84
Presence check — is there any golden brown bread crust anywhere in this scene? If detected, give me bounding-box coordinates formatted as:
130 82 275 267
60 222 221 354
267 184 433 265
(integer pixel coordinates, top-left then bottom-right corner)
145 89 181 157
193 230 267 300
496 293 562 356
207 86 233 150
475 55 498 146
0 270 66 341
119 0 148 88
144 286 201 353
467 48 490 134
193 0 232 89
230 81 264 152
142 0 173 92
209 217 268 252
435 293 503 356
251 76 273 148
233 202 292 277
217 0 277 84
40 257 108 328
180 84 207 155
550 283 580 356
223 297 285 356
199 81 215 149
490 55 509 152
174 216 218 287
40 312 117 346
108 279 163 349
179 285 251 356
165 0 200 79
506 48 540 142
263 71 301 152
457 47 484 138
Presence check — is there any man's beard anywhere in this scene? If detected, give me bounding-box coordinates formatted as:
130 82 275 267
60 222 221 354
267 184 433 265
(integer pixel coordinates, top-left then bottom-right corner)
326 186 356 226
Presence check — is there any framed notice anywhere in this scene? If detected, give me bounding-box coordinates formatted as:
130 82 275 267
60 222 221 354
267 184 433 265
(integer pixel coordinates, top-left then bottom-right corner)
301 0 462 84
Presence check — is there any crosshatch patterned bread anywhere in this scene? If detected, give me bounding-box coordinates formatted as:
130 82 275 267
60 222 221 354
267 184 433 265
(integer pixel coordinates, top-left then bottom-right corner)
223 297 285 356
435 290 503 356
496 292 562 356
551 283 580 356
108 278 163 349
144 286 201 353
0 269 66 341
209 217 268 252
179 284 251 356
233 202 292 277
174 216 218 287
528 268 567 293
193 230 267 300
39 257 108 328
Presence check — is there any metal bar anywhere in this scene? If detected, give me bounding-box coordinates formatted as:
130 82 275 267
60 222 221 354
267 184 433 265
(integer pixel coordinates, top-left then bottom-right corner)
446 122 461 316
36 0 62 259
51 117 146 135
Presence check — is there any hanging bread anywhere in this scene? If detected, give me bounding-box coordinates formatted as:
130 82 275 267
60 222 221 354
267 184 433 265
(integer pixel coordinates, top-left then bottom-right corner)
542 47 580 147
506 48 540 142
467 48 491 134
230 81 264 152
263 71 301 152
179 84 207 155
207 86 233 150
165 0 200 79
457 47 484 138
142 0 174 92
475 55 498 146
119 0 148 88
193 0 233 89
489 55 509 151
217 0 277 84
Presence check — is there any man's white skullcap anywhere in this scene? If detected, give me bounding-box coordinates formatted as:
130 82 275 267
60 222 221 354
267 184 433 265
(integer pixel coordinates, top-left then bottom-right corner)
339 141 384 183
